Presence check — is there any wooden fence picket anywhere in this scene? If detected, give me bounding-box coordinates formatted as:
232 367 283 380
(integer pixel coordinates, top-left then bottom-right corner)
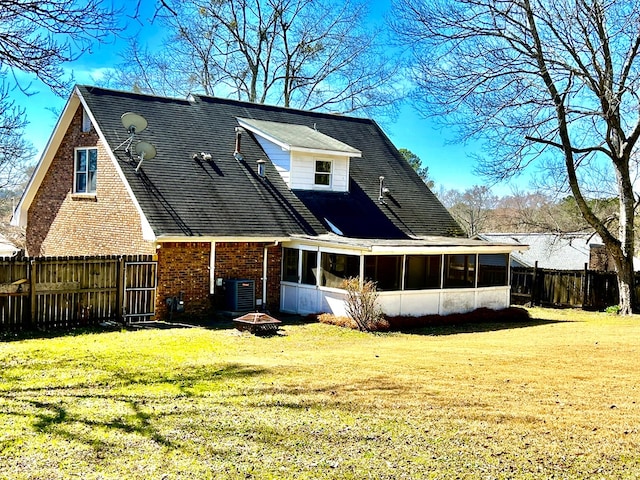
0 254 157 332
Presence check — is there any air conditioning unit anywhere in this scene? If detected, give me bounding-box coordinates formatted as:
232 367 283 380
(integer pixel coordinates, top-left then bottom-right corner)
225 279 255 312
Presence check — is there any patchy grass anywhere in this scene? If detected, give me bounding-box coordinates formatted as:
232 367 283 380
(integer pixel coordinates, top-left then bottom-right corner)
1 307 640 478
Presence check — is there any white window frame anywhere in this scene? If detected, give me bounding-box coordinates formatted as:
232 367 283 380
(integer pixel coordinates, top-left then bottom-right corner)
314 159 332 187
74 147 98 194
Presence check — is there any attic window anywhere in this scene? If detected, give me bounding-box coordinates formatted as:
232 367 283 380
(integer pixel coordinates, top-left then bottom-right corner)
81 108 92 132
314 160 332 186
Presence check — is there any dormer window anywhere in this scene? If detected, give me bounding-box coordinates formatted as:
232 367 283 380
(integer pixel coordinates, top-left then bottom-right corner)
314 160 332 186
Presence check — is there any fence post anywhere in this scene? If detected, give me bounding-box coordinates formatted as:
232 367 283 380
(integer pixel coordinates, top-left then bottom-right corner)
116 256 126 323
531 261 538 306
28 259 36 329
582 263 588 310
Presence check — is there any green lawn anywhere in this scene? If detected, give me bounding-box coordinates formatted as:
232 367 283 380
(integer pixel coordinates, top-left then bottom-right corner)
1 308 640 479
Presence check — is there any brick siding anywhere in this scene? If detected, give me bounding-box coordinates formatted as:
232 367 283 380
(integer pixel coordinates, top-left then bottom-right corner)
26 105 154 256
156 241 283 320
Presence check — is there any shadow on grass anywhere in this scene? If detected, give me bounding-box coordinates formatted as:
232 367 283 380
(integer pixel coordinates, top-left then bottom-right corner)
0 325 122 343
384 307 567 336
1 363 270 451
399 317 565 336
0 311 311 342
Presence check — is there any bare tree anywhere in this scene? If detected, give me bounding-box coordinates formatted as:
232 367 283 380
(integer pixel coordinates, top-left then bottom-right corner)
0 0 121 94
442 186 498 237
115 0 401 117
393 0 640 313
0 0 122 181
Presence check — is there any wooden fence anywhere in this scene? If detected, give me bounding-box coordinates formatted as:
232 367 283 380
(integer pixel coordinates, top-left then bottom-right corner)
511 264 636 310
0 254 157 331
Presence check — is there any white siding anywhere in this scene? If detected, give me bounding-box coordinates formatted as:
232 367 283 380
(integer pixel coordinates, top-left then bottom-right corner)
252 133 351 192
290 152 349 192
253 136 291 185
280 284 511 317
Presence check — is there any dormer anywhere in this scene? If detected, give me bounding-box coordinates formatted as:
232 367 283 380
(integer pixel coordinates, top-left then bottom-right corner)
237 117 361 192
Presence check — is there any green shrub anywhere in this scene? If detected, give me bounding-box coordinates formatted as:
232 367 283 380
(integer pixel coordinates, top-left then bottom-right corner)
605 304 621 315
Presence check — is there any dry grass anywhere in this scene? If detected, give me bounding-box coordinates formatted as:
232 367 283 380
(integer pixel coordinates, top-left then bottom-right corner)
1 307 639 478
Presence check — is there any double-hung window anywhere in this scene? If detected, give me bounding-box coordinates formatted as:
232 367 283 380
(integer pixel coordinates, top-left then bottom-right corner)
75 147 98 194
314 160 332 186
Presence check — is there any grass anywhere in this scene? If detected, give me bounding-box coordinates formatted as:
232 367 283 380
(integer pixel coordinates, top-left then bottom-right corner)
1 307 640 479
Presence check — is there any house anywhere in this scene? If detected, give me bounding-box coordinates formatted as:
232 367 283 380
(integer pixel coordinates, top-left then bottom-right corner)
480 232 639 271
13 86 522 320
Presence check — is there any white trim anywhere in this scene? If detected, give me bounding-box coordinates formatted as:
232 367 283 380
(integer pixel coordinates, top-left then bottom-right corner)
73 146 98 194
290 146 362 157
283 237 523 256
155 235 290 243
314 159 333 188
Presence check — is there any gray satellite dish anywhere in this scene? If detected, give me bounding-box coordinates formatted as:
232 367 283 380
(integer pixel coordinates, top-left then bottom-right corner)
121 112 148 134
135 141 156 160
134 141 157 171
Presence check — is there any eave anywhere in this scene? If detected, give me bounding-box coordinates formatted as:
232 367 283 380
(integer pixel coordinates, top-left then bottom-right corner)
284 234 528 255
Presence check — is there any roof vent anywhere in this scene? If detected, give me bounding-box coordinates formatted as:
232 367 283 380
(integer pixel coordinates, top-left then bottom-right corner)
234 126 245 155
257 159 266 178
193 152 213 163
378 176 390 204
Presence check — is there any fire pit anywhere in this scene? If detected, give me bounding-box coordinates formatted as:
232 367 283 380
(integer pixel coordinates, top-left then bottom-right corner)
233 312 281 334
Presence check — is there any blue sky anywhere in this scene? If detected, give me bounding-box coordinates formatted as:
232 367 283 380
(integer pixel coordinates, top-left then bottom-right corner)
8 0 529 196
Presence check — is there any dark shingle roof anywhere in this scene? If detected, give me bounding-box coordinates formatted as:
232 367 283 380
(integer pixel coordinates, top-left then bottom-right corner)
77 86 463 239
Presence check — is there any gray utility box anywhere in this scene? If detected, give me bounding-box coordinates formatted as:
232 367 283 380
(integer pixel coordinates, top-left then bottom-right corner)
225 279 255 311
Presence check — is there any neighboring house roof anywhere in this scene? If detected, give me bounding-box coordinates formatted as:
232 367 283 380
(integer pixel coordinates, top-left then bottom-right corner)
15 85 465 241
481 232 605 269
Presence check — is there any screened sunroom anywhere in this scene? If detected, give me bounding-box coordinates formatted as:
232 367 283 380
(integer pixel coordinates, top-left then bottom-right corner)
280 235 522 317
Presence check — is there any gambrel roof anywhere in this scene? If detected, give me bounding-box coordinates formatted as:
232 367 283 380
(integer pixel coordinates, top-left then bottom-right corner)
15 85 465 241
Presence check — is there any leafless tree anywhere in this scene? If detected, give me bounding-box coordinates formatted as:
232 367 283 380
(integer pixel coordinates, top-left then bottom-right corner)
0 0 121 193
393 0 640 314
0 80 31 189
115 0 401 117
0 0 121 94
442 186 498 237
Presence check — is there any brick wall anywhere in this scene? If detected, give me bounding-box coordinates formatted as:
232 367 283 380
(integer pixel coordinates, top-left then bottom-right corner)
156 242 212 319
155 241 283 320
26 105 154 256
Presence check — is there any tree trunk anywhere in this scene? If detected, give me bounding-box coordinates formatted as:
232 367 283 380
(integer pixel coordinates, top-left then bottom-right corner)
614 252 635 314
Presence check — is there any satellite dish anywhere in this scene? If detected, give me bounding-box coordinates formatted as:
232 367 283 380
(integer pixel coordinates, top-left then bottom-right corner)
121 112 148 134
134 141 157 172
135 141 156 160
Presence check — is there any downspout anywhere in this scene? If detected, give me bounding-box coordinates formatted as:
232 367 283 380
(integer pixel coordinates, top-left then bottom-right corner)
262 241 279 310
